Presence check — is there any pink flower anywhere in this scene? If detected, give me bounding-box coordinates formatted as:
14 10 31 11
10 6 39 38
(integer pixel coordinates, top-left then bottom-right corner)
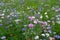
49 37 55 40
28 16 35 21
41 21 47 25
28 23 34 28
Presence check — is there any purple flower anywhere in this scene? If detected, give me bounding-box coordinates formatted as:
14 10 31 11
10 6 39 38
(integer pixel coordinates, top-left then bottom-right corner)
47 26 51 29
28 23 34 28
0 24 2 26
54 35 60 39
41 21 47 25
48 30 51 33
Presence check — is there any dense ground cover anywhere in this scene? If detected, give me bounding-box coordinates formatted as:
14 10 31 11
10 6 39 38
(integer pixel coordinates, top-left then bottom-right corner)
0 0 60 40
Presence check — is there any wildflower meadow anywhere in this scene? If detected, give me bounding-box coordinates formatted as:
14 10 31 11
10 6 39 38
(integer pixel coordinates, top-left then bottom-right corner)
0 0 60 40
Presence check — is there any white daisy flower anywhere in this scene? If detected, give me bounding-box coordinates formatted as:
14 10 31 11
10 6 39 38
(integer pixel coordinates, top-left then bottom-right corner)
38 12 40 14
45 33 50 37
14 19 21 24
40 15 43 19
1 16 4 19
44 12 47 15
41 34 45 37
27 7 30 9
34 35 39 40
1 36 6 39
45 15 49 18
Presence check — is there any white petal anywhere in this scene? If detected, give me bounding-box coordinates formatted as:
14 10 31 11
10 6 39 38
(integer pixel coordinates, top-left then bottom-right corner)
45 33 49 37
41 34 45 37
44 12 47 14
1 36 6 39
34 35 39 39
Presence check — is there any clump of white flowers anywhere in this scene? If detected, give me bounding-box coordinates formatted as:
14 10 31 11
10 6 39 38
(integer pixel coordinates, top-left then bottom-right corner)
45 33 50 37
1 36 6 40
56 14 60 24
14 19 21 24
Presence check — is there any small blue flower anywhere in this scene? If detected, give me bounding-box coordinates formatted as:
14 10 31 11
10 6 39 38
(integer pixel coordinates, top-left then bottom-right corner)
0 24 2 26
54 35 60 39
22 28 26 31
0 2 4 6
8 17 12 20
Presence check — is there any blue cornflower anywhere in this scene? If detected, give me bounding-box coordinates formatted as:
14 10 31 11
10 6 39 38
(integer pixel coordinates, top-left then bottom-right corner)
54 35 60 39
22 28 26 31
0 24 2 26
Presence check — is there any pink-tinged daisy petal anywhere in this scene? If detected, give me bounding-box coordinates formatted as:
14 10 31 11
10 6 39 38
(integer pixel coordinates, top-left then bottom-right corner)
33 19 38 24
28 16 35 21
